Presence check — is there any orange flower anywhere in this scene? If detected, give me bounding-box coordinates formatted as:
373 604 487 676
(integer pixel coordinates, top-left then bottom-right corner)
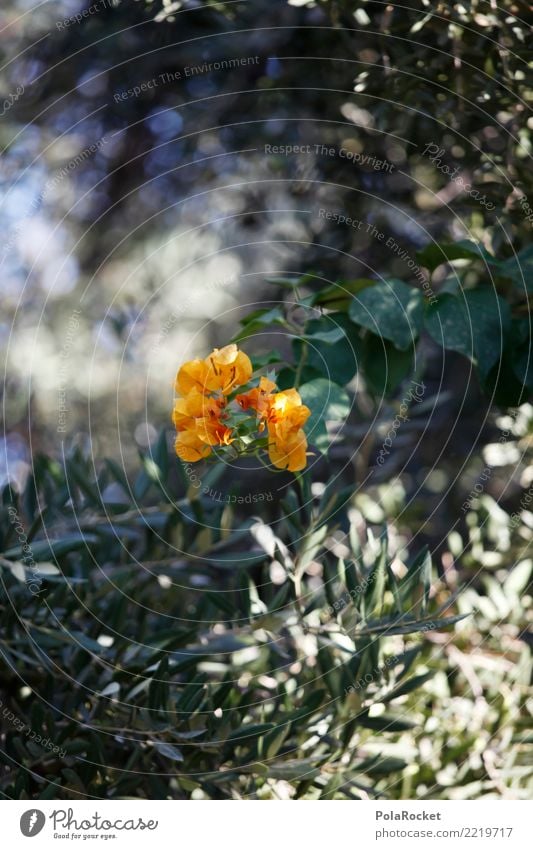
266 388 311 472
175 430 212 462
173 343 310 470
194 415 234 447
173 385 234 462
267 389 310 431
268 427 308 473
172 387 209 430
175 359 209 396
205 344 252 394
236 376 277 429
173 389 225 425
175 344 252 397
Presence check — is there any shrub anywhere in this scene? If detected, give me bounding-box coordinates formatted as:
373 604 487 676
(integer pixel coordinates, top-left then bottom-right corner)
0 437 468 800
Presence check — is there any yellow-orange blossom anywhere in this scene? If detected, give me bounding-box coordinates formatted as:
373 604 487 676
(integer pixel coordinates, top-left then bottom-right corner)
173 344 252 462
237 379 310 472
173 344 310 471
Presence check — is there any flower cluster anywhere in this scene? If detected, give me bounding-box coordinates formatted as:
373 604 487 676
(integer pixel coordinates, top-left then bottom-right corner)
172 344 251 462
237 378 310 472
172 344 310 472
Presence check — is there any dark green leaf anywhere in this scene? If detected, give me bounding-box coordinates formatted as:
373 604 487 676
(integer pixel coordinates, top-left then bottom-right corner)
363 335 414 395
349 279 424 350
416 240 500 274
299 378 350 454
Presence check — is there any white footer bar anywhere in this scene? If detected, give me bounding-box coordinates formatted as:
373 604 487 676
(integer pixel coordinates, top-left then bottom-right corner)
3 800 530 848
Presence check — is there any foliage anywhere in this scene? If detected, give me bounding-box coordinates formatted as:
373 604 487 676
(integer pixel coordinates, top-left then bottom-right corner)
237 239 532 418
1 424 532 799
0 436 473 800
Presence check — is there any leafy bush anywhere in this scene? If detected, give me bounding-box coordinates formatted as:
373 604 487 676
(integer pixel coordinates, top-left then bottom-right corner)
240 240 532 411
1 237 532 798
0 435 470 800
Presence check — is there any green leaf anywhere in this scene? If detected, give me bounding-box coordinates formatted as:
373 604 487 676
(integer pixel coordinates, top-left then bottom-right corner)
99 681 121 698
294 314 362 386
277 365 320 390
105 458 130 493
425 289 511 378
382 670 435 702
226 723 275 741
349 279 424 351
358 712 416 732
239 306 285 325
302 325 346 344
420 547 432 616
416 240 500 273
512 343 533 391
250 352 283 370
485 346 531 406
152 429 169 484
2 533 99 561
365 537 387 618
463 289 511 378
498 244 533 294
263 759 322 781
265 276 306 289
1 559 26 582
261 725 290 759
299 379 350 454
231 307 286 343
424 294 473 358
312 278 376 311
353 612 469 637
154 742 184 763
363 335 414 395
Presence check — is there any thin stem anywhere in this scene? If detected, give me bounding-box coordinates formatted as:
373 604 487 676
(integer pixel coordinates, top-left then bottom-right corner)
294 337 308 389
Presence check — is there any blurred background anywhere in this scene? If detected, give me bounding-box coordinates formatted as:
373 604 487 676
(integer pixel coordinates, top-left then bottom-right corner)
2 0 531 483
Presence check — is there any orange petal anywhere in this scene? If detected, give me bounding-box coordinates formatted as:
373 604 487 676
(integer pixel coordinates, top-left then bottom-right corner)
195 417 234 447
268 429 308 472
175 431 212 462
236 388 259 411
176 359 210 395
233 350 253 386
205 346 253 394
